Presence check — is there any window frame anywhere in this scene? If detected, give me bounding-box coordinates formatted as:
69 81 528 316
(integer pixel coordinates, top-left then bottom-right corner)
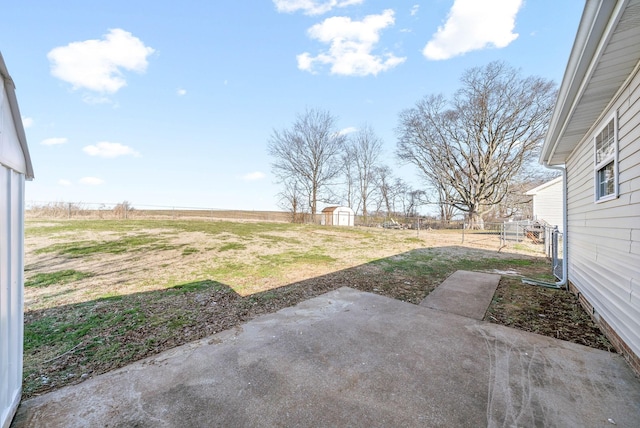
594 112 619 203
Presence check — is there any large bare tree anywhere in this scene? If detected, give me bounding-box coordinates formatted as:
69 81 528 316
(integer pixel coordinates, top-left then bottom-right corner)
268 108 346 216
396 61 556 228
348 125 383 218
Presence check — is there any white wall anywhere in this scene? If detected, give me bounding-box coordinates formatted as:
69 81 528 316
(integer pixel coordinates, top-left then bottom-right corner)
0 72 27 428
565 66 640 361
0 167 25 428
333 207 354 226
529 178 563 232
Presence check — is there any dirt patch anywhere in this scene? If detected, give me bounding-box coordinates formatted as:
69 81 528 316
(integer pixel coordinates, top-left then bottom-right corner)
485 276 612 351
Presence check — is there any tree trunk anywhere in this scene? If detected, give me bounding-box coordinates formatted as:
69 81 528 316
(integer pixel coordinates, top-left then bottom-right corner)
468 211 484 230
311 186 317 216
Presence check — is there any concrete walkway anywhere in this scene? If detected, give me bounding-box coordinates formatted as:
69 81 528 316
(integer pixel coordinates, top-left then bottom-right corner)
12 275 640 427
420 270 500 319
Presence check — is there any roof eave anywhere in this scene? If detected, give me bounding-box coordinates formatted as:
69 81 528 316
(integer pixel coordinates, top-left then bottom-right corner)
0 51 34 180
541 0 621 166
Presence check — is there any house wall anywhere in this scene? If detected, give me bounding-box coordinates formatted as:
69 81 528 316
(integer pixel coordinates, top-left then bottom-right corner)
565 65 640 366
0 77 26 428
531 179 563 232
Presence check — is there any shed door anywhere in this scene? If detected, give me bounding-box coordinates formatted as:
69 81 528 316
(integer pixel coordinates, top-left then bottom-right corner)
338 212 349 226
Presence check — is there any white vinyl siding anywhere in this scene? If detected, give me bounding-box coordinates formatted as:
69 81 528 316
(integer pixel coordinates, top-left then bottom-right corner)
527 178 563 232
565 66 640 359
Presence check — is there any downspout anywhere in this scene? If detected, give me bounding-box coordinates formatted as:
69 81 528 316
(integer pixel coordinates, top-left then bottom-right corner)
522 165 568 290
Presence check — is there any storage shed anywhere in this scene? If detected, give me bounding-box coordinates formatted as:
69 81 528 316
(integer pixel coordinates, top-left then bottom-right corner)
321 206 355 227
1 52 34 428
525 177 563 232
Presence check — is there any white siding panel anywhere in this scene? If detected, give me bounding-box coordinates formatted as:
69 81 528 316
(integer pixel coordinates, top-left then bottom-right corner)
531 180 563 230
620 162 640 186
0 166 24 428
570 253 640 358
565 67 640 360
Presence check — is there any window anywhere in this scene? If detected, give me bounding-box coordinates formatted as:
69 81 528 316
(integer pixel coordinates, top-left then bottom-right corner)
594 115 618 201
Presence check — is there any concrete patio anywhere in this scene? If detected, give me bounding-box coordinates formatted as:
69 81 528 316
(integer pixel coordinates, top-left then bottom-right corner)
12 272 640 427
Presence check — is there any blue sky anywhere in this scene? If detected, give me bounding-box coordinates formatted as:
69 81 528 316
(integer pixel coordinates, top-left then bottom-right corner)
2 0 584 211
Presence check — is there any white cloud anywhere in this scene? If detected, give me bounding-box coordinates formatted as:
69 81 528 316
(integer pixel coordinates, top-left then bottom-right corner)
22 117 34 128
83 141 141 158
410 4 419 16
339 126 358 135
82 94 115 105
58 179 72 186
41 137 68 146
79 177 104 185
273 0 363 15
423 0 522 60
242 171 266 181
297 9 406 76
177 88 187 96
47 28 155 93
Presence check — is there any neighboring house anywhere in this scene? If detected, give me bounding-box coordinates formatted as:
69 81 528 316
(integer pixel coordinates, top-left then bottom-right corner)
542 0 640 373
525 177 563 232
321 206 355 227
0 52 34 428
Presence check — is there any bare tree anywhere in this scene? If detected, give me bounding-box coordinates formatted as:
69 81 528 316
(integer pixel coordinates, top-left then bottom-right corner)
396 61 556 228
398 189 426 218
339 148 359 213
277 178 306 223
268 108 346 216
374 165 395 216
432 182 457 223
487 164 560 221
113 201 133 219
349 125 383 218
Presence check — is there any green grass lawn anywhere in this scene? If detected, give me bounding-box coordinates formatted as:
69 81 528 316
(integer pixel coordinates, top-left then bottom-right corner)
22 218 554 398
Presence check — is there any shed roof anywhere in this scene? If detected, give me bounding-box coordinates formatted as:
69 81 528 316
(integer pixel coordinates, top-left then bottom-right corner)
321 206 353 213
541 0 640 166
0 51 34 179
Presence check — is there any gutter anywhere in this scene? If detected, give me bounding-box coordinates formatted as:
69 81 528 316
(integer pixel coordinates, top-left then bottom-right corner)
522 165 568 290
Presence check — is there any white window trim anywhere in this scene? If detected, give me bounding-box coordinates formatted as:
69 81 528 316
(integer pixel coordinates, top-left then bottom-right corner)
594 111 619 203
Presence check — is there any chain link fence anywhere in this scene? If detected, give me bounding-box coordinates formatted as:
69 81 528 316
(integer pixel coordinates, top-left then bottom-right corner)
27 201 559 255
25 201 291 222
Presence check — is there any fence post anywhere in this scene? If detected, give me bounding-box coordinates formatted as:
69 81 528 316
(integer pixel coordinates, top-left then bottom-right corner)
461 222 465 244
68 202 71 219
552 227 559 268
